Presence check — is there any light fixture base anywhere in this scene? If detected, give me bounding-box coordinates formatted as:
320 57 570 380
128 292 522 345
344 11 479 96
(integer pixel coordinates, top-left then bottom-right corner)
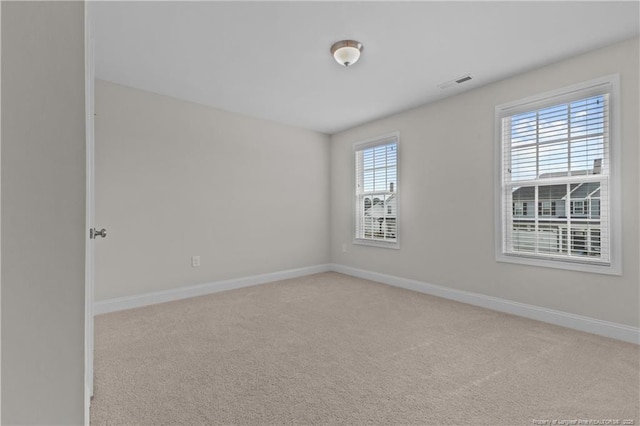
330 40 363 67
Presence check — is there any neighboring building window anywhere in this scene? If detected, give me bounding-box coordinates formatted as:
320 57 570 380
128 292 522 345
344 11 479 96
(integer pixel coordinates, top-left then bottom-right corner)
571 200 586 216
539 201 552 216
513 201 524 216
354 133 399 248
495 75 621 274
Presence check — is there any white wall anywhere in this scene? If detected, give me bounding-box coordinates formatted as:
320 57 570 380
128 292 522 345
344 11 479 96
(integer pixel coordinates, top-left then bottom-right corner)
1 2 86 424
95 81 330 301
331 38 639 328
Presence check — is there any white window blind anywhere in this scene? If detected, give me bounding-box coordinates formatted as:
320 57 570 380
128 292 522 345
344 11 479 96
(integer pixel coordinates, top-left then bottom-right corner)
354 134 398 248
497 77 619 271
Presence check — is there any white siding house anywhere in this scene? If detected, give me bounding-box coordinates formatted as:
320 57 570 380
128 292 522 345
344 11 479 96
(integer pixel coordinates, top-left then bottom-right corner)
362 194 397 239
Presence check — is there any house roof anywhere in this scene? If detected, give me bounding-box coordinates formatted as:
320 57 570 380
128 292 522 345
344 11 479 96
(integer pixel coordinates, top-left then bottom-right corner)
512 182 600 201
364 194 396 217
570 182 600 199
512 185 565 201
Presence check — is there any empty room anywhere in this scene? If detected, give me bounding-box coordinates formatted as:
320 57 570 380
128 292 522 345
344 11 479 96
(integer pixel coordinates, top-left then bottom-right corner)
1 1 639 425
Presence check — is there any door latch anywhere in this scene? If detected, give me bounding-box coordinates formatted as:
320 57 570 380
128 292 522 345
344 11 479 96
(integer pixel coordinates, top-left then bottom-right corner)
90 228 107 239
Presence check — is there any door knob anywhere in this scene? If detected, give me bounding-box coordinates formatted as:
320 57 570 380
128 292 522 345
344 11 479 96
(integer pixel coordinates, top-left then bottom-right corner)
90 228 107 239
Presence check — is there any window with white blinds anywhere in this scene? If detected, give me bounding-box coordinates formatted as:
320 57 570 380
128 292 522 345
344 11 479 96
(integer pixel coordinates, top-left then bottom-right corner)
496 76 621 274
354 133 399 248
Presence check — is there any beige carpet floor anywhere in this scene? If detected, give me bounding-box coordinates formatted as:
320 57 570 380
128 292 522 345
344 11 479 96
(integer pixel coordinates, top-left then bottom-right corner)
91 272 639 425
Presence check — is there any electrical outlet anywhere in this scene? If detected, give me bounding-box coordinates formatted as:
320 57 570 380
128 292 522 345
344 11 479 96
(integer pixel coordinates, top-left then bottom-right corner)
342 243 348 253
191 255 201 268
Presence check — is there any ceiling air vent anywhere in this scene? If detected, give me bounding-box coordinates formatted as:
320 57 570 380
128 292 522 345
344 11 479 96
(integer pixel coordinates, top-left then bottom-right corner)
438 74 472 89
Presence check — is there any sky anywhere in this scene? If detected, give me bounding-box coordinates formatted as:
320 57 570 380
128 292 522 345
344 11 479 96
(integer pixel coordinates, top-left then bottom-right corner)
509 94 605 182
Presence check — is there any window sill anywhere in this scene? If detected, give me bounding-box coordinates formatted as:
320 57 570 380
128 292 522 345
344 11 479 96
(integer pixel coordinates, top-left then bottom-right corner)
496 252 621 275
353 238 400 250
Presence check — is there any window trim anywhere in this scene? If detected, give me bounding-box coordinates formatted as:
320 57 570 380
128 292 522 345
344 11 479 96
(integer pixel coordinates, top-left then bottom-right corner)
494 75 621 275
353 131 400 249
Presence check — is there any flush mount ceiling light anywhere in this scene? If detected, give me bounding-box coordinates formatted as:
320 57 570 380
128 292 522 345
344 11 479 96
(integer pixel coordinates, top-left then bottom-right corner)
330 40 363 67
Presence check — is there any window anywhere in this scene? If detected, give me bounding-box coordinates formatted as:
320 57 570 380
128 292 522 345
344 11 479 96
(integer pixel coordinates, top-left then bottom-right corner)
513 202 523 216
354 133 399 248
571 200 586 216
512 201 528 217
539 201 552 216
495 75 621 274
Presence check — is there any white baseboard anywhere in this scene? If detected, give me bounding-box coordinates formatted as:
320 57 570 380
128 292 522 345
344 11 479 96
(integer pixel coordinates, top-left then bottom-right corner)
94 264 331 315
330 263 640 345
94 262 639 344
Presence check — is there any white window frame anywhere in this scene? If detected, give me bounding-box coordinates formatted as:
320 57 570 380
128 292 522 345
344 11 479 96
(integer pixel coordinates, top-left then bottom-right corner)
353 131 400 249
494 75 621 275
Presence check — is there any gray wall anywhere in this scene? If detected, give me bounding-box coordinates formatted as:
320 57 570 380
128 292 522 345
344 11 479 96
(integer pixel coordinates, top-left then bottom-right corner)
1 2 86 424
94 81 330 301
331 37 639 328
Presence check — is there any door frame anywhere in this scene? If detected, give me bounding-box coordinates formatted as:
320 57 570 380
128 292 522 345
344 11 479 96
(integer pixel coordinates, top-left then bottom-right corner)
0 2 3 421
84 3 95 424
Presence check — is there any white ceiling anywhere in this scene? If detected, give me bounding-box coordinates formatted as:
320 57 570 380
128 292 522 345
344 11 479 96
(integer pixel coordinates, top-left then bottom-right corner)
90 1 639 134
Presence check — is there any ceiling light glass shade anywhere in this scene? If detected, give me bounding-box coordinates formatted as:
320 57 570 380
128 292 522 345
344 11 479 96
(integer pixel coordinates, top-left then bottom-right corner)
331 40 363 67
